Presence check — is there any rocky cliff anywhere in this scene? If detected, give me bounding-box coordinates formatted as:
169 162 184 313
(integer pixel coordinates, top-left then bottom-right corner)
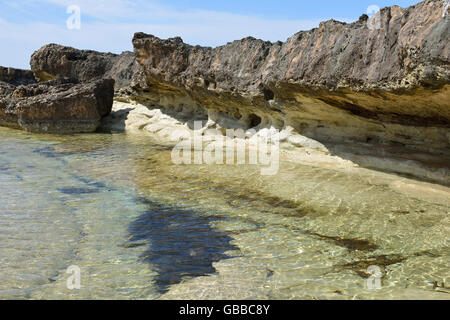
0 66 36 86
4 0 450 183
30 45 145 97
130 0 449 150
0 71 114 134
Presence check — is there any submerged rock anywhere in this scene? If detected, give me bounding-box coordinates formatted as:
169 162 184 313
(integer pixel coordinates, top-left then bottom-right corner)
0 79 114 133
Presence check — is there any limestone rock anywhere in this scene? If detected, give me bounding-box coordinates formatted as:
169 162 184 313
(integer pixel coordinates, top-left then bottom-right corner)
0 66 36 86
0 79 114 133
30 45 145 96
15 0 450 180
133 1 449 94
130 0 449 155
30 44 116 82
0 81 16 97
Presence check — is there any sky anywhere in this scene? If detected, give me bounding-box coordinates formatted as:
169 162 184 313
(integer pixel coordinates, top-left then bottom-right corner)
0 0 419 69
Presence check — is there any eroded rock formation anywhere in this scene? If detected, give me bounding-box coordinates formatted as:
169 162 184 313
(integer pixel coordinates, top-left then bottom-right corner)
0 66 36 86
4 0 450 183
30 45 145 97
0 78 114 133
0 63 114 134
130 0 449 151
125 0 449 184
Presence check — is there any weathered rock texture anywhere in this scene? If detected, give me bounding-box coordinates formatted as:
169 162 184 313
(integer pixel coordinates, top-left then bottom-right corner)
0 66 36 86
0 79 114 133
18 0 450 183
0 82 16 97
30 45 145 97
99 0 447 184
131 0 449 148
0 56 115 134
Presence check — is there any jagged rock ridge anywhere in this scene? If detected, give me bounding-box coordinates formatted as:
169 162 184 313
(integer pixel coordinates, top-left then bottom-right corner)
0 66 36 86
30 45 146 97
127 0 449 154
2 0 449 183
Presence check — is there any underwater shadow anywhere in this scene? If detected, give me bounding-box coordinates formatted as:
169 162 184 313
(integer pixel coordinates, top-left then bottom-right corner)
127 197 238 294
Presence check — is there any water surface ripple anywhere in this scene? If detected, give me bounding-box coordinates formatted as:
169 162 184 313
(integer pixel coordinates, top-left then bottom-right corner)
0 127 448 299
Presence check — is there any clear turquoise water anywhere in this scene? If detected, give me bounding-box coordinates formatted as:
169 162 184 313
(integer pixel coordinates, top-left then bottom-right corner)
0 127 448 300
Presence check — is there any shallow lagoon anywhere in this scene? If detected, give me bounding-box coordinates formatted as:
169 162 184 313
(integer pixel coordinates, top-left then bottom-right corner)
0 127 448 299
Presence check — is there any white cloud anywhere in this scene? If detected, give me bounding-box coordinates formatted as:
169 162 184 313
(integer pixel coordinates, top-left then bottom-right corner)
0 0 352 69
44 0 157 21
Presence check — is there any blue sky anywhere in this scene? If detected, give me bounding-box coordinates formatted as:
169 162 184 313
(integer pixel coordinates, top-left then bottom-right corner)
0 0 419 69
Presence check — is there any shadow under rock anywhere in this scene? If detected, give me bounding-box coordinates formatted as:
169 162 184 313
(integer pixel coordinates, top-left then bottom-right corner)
127 197 238 294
